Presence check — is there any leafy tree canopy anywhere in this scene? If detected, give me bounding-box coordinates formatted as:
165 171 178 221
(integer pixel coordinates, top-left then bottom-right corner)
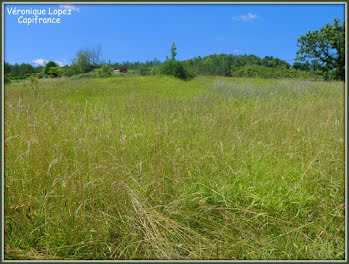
44 61 58 75
295 18 345 80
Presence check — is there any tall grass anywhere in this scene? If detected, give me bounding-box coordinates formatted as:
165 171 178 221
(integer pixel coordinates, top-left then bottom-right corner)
4 76 345 260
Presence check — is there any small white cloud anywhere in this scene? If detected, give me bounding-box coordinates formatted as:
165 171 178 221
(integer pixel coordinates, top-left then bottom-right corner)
59 5 80 13
232 13 258 22
32 59 47 66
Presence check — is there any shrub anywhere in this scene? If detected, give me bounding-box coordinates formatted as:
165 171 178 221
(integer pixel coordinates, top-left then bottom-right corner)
29 75 39 89
47 67 63 78
63 65 81 77
158 59 195 80
96 64 113 78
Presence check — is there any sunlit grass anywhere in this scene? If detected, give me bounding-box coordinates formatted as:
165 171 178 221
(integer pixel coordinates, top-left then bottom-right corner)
4 76 345 260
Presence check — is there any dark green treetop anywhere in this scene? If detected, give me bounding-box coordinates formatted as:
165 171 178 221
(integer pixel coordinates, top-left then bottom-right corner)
171 41 177 60
295 18 345 80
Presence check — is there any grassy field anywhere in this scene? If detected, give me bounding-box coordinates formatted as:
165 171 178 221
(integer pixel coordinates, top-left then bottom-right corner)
4 76 345 260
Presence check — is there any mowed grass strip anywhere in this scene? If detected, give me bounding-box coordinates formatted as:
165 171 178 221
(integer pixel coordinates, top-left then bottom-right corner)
4 76 344 260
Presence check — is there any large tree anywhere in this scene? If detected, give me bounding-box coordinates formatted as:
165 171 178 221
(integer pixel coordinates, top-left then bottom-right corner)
73 49 93 73
72 46 103 74
295 18 345 80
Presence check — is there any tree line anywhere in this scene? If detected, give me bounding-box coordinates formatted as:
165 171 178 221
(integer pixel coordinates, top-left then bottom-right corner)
2 53 325 82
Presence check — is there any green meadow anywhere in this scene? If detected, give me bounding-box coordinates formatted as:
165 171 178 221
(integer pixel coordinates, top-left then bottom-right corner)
4 76 345 260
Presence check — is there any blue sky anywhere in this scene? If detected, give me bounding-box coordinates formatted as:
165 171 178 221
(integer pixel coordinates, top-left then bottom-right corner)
4 4 345 66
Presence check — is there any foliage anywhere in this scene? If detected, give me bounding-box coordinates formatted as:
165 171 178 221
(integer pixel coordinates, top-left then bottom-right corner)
62 64 81 77
73 49 93 73
70 46 103 75
109 58 160 72
139 65 152 76
295 18 345 80
158 42 195 80
183 54 291 77
44 61 58 75
231 64 321 79
47 67 63 78
159 59 195 80
28 75 39 89
4 48 327 81
170 41 177 60
96 64 113 78
293 61 311 71
5 62 42 79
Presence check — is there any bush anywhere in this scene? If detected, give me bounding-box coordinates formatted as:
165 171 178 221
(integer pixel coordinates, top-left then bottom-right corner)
47 67 63 78
158 59 195 80
96 64 113 78
29 75 39 89
63 65 81 77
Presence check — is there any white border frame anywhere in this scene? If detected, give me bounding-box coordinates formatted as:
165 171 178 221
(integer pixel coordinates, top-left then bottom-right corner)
1 2 347 262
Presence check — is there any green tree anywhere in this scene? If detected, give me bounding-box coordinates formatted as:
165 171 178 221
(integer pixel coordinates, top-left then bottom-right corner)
73 49 93 73
170 41 177 60
158 42 195 80
44 61 58 75
293 61 310 71
295 18 345 80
